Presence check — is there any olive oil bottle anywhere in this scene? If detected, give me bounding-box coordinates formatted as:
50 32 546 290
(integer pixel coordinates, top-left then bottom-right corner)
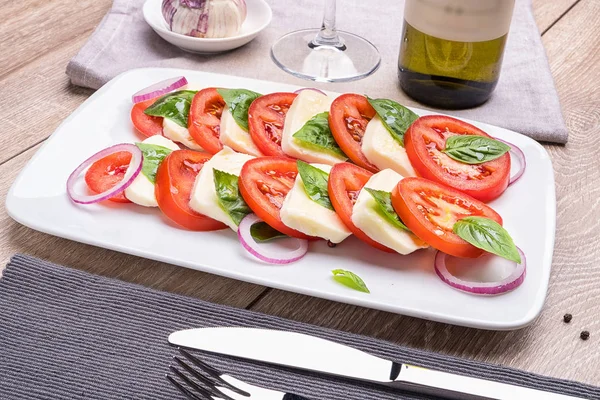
398 0 515 109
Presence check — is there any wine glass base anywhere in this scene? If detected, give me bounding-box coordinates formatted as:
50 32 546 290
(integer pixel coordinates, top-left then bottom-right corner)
271 28 381 83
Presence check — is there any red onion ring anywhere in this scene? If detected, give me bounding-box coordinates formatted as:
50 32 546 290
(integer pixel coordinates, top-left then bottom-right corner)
434 247 526 296
293 88 326 96
495 138 526 186
132 76 188 104
67 144 143 205
238 214 308 264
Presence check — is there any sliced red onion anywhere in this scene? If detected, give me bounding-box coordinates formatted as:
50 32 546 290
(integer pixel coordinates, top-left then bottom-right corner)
434 247 526 296
132 76 188 104
495 137 526 186
294 88 327 96
67 144 143 205
238 214 308 264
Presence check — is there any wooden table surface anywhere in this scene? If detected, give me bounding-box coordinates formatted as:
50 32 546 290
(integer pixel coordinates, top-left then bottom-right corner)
1 0 599 389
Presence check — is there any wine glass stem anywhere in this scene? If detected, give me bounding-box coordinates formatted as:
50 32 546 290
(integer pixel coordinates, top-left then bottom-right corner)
310 0 346 50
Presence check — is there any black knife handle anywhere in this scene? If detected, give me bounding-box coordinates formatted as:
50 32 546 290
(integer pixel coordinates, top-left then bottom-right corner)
283 394 311 400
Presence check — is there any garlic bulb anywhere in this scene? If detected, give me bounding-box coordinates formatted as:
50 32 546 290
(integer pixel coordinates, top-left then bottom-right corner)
162 0 247 38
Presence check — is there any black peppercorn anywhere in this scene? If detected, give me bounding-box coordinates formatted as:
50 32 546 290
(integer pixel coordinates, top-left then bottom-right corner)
580 331 590 341
563 313 572 323
327 241 337 248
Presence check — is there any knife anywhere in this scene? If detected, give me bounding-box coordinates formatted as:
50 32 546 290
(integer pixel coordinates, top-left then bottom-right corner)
169 327 586 400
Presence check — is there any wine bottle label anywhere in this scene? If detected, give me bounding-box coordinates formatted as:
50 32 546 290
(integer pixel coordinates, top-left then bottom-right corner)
404 0 515 42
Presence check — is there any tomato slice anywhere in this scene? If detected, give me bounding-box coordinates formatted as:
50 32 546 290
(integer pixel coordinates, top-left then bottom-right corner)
328 163 393 252
248 92 297 157
155 150 226 231
84 151 132 203
131 98 163 138
391 177 503 258
329 94 379 172
239 157 311 239
188 88 226 154
404 115 510 202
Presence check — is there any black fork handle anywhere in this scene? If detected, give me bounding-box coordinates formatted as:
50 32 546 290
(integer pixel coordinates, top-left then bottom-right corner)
283 394 311 400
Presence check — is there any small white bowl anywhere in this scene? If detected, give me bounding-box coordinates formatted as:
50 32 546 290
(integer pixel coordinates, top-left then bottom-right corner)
143 0 272 54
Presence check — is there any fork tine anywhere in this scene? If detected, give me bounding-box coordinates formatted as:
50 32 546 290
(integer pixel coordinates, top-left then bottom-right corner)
166 374 209 400
172 358 234 400
179 348 251 398
179 348 250 397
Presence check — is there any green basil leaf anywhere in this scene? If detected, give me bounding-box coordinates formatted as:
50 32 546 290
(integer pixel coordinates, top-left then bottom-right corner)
367 97 418 146
292 112 347 159
296 160 334 210
250 222 287 242
332 269 370 293
453 216 521 263
213 169 251 226
144 90 197 128
442 135 511 164
217 88 262 132
364 188 410 231
134 143 173 184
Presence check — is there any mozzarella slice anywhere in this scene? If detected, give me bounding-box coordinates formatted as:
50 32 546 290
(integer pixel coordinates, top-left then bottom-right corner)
219 108 263 157
189 147 254 231
361 115 417 177
163 118 204 151
351 169 427 254
281 90 345 165
124 136 180 207
280 163 351 243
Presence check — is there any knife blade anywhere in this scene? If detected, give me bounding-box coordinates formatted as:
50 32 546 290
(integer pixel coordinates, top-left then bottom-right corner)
169 327 586 400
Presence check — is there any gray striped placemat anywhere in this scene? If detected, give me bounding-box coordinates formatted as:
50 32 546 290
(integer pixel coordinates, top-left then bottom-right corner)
0 254 597 400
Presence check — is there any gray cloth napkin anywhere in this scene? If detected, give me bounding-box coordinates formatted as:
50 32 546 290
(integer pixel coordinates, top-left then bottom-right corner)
1 254 598 399
66 0 567 143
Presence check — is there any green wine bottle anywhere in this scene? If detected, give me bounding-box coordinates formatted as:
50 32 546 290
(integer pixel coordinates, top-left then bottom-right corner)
398 0 515 109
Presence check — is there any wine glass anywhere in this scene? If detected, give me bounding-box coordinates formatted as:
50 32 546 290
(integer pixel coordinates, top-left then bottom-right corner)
270 0 381 82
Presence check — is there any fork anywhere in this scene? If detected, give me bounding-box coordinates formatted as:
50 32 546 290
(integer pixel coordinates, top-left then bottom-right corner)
167 348 311 400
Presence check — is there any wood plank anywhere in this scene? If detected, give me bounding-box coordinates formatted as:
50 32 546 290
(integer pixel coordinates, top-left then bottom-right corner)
531 0 579 33
0 36 95 165
250 0 600 385
0 0 112 79
0 145 266 308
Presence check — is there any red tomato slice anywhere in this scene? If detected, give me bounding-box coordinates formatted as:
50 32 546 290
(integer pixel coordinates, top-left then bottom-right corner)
155 150 226 231
84 151 132 203
248 92 297 157
391 177 503 258
328 163 393 252
329 94 379 172
188 88 226 154
404 115 511 202
238 157 311 239
131 98 163 138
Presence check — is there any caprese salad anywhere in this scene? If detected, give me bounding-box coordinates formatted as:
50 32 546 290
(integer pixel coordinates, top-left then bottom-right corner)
67 76 528 296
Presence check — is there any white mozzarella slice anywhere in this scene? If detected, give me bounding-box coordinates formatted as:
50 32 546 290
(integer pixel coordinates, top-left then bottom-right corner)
189 147 254 231
124 136 180 207
219 108 263 157
124 173 157 207
163 118 204 151
351 169 427 254
280 163 351 243
141 135 181 151
281 90 344 165
361 115 417 177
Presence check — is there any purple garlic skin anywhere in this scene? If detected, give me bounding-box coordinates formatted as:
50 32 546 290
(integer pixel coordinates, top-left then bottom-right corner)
162 0 247 38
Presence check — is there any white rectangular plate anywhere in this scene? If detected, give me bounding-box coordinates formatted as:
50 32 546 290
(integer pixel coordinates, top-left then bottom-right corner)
6 68 555 330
